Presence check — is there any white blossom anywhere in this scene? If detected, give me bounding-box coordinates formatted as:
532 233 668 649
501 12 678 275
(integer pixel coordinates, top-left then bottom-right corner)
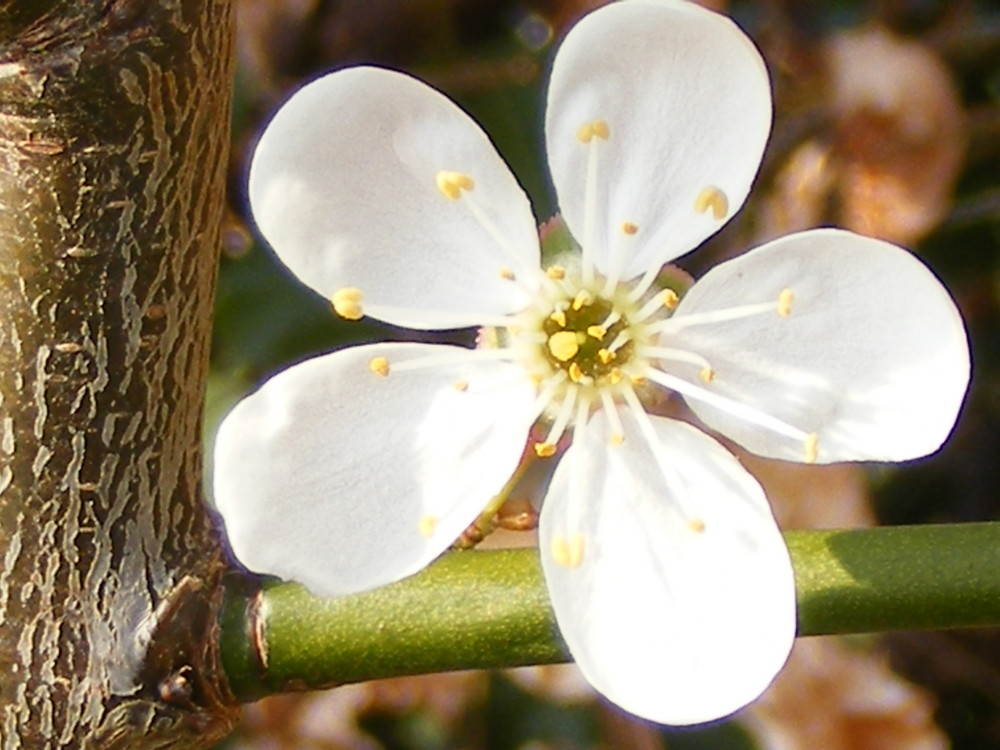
214 0 969 725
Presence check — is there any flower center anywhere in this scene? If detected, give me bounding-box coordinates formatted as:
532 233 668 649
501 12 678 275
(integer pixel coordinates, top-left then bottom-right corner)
511 265 683 399
541 293 633 386
499 267 685 461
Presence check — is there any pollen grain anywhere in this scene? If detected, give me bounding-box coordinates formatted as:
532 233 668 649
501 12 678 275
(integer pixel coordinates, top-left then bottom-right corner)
778 288 794 317
332 287 364 320
436 170 475 200
694 185 729 220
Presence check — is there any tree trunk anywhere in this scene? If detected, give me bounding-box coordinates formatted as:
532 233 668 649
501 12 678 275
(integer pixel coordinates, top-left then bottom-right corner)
0 2 238 747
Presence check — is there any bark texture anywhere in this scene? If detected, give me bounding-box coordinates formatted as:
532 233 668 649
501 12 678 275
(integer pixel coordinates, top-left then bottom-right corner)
0 1 238 747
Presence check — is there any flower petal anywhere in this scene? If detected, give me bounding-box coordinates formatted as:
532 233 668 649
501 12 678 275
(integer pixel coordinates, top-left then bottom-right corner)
214 343 537 596
249 67 540 329
539 410 795 725
545 0 771 279
666 229 970 462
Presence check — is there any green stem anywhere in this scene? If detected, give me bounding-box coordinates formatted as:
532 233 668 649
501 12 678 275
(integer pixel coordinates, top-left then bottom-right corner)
221 522 1000 701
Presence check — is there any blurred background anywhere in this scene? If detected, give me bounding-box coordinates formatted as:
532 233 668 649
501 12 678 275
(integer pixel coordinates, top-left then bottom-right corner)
209 0 1000 748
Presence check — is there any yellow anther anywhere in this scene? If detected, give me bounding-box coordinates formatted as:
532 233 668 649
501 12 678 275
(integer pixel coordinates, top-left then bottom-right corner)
586 325 606 341
610 432 625 446
369 356 390 377
663 289 680 309
598 348 614 365
609 368 623 384
576 119 610 143
546 265 566 280
499 267 515 281
778 288 794 317
534 441 557 458
436 170 475 200
551 533 585 568
804 433 819 463
621 221 639 235
630 374 646 386
688 519 707 534
549 309 567 328
419 516 438 538
453 379 469 392
568 362 584 383
699 367 715 383
331 287 364 320
694 185 729 220
572 290 591 311
548 330 580 362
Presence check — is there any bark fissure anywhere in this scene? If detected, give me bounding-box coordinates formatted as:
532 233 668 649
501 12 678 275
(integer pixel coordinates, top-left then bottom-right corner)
0 2 237 747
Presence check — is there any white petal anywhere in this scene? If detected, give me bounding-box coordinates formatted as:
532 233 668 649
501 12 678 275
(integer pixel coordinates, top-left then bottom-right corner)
213 343 537 596
545 0 771 279
667 229 970 462
249 67 540 329
539 410 795 725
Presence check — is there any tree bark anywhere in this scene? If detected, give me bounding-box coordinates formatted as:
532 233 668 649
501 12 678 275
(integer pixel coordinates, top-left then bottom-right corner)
0 2 238 747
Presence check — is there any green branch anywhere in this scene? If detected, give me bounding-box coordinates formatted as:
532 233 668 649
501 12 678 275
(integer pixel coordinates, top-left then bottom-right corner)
221 522 1000 701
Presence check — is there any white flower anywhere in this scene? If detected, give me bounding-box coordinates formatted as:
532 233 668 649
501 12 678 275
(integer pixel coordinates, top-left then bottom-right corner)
214 0 969 726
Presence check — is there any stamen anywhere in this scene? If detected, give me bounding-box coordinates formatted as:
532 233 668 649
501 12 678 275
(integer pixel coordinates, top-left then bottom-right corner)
620 386 703 524
651 296 791 334
535 442 557 458
548 331 581 362
453 379 469 391
436 171 475 201
572 290 592 311
586 325 606 341
364 304 523 330
804 432 819 463
605 329 631 355
568 362 585 383
331 287 364 320
599 390 625 446
778 288 794 317
528 370 568 424
541 385 579 454
578 120 609 284
694 185 729 220
575 119 610 143
638 346 713 373
575 391 592 429
420 515 438 538
603 220 639 295
699 368 715 383
598 348 614 365
551 533 585 568
627 264 663 303
444 184 559 297
499 267 516 281
549 309 567 327
632 289 680 325
599 310 622 329
386 346 518 375
369 356 390 377
546 265 566 280
644 368 811 443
